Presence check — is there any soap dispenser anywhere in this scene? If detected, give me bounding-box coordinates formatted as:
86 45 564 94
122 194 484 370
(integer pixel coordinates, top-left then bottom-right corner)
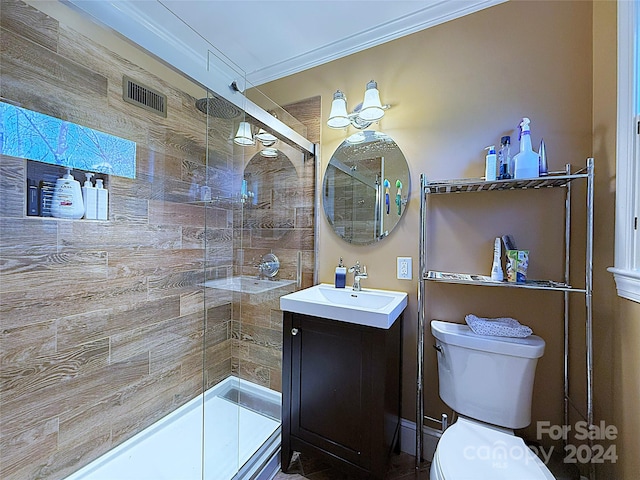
335 257 346 288
82 173 97 220
95 178 109 220
484 145 498 181
51 168 85 219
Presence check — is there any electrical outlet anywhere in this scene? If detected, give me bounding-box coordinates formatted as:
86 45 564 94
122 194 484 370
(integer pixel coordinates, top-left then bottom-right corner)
397 257 412 280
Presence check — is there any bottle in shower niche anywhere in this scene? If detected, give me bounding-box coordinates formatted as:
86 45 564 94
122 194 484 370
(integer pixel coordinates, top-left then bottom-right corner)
95 178 109 220
82 173 98 220
39 179 55 217
27 179 39 216
51 168 85 219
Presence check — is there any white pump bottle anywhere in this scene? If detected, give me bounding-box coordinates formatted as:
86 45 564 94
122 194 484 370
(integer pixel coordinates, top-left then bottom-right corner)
484 145 498 181
82 173 98 220
51 168 85 219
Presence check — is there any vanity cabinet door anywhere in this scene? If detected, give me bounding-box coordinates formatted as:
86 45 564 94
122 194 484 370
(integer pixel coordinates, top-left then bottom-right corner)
282 311 402 478
290 313 373 467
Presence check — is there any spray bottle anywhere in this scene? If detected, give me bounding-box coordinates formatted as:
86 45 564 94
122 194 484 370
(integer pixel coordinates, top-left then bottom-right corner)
513 118 539 179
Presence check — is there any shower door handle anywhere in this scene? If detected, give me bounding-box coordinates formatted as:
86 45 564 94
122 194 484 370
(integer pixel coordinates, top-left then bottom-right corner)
291 328 299 336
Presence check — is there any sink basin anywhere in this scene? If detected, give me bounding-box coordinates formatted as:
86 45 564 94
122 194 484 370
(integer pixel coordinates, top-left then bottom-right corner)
280 284 408 329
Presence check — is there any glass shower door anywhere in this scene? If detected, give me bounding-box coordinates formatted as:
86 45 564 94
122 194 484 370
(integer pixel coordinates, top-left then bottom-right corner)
202 99 316 478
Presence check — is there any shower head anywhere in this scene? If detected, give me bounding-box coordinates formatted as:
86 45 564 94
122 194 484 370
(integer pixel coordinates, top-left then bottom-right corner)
195 94 242 119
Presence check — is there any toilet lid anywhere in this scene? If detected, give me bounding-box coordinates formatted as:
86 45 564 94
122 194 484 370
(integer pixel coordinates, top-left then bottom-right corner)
434 418 554 480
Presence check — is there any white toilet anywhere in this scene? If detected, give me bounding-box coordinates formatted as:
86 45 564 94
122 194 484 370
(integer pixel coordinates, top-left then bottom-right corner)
430 320 555 480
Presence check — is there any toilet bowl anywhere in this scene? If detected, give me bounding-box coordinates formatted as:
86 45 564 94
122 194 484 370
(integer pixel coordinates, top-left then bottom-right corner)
430 320 553 480
430 417 555 480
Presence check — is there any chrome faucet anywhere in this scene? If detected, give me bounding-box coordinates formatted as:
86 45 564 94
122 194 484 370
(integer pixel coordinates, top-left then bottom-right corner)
348 261 368 291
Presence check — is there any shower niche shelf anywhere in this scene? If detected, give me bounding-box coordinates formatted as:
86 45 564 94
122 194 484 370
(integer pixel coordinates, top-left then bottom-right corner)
26 160 109 221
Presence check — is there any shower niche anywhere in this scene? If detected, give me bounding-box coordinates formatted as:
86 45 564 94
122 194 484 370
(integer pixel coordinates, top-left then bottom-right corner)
26 160 110 221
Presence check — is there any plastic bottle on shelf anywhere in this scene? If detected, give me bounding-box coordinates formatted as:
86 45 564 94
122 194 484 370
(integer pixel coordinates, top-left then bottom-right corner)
484 145 498 181
513 118 539 179
490 237 504 281
498 136 512 179
538 139 548 175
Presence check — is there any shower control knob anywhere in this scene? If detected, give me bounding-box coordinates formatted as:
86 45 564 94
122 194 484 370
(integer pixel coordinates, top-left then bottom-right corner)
291 328 299 336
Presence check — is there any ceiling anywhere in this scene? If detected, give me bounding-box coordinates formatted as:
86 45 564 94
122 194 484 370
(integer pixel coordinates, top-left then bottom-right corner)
159 0 506 86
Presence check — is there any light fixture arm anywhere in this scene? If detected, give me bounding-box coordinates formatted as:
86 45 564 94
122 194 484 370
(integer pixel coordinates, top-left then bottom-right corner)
347 102 391 130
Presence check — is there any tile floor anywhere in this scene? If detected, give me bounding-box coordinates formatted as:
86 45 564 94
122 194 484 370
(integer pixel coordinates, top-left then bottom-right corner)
274 451 431 480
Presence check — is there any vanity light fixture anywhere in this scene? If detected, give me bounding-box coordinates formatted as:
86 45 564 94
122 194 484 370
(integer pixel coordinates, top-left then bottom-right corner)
327 80 390 130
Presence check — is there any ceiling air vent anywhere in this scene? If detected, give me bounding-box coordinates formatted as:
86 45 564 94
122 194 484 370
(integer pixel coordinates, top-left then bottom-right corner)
123 76 167 117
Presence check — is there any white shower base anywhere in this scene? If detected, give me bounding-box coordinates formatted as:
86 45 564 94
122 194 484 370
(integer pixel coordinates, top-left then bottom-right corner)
65 376 281 480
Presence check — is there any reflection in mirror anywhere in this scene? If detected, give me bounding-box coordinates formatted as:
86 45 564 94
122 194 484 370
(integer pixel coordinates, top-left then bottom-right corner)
242 149 301 263
323 130 410 245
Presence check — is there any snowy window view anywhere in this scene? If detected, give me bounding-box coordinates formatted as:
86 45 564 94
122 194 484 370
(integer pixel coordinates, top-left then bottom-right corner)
0 101 136 178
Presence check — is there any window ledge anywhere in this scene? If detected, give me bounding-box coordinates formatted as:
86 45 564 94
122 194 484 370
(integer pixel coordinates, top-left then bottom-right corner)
608 267 640 303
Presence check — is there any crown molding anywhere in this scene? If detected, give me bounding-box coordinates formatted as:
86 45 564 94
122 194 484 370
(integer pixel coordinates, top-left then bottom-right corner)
247 0 507 86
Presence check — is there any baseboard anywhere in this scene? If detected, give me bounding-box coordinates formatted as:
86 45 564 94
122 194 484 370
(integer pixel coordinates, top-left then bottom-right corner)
399 418 441 462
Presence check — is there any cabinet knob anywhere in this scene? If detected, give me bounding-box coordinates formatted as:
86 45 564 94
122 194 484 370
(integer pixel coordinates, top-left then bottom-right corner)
291 328 299 336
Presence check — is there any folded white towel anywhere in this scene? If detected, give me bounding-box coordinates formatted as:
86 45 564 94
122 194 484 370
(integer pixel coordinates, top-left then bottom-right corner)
465 314 533 338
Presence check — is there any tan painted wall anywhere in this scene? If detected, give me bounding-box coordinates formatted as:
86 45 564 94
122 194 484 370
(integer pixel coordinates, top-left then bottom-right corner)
260 0 638 474
592 2 640 478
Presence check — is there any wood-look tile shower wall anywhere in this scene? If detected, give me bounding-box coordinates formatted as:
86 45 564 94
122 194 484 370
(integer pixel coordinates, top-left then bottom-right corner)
0 1 237 478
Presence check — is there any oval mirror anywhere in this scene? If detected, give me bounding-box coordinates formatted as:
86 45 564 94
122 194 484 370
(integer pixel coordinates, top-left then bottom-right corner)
322 130 410 245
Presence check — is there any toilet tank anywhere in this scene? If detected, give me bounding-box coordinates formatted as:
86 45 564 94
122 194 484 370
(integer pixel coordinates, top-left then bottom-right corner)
431 320 545 429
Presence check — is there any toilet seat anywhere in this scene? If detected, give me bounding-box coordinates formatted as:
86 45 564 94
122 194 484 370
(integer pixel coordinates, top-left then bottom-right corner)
431 417 555 480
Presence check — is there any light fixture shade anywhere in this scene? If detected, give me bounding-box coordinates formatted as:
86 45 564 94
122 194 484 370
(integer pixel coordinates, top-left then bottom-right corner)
255 128 278 146
233 121 254 146
358 80 384 122
260 147 278 158
327 90 350 129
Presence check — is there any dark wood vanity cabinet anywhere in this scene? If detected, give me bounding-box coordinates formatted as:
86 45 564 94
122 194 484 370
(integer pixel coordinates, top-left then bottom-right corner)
281 311 403 479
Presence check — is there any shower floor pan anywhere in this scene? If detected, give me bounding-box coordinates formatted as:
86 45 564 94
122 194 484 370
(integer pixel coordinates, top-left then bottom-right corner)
65 376 281 480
